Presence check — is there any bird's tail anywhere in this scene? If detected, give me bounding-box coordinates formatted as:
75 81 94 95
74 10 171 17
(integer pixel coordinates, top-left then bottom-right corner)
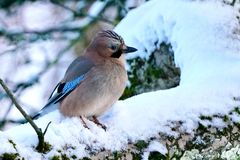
32 112 41 120
31 103 58 120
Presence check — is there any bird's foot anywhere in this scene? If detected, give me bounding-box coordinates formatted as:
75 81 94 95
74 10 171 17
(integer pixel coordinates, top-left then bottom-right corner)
80 116 90 129
92 116 107 131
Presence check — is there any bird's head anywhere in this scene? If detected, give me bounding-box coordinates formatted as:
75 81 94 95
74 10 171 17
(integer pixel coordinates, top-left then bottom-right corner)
88 30 137 58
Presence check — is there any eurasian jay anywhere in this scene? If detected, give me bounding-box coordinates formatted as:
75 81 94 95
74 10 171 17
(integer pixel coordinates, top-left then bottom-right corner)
33 30 137 129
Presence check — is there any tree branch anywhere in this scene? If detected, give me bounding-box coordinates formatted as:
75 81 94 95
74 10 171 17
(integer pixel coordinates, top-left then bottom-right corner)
0 79 47 152
50 0 113 24
230 0 236 6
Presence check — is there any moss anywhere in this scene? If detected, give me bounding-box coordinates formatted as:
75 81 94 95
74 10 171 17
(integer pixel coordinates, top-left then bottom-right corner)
197 122 208 134
235 122 240 129
121 42 180 100
61 154 70 160
8 139 17 151
234 107 240 115
131 152 141 160
134 140 148 151
1 153 19 160
41 142 52 153
71 155 77 159
51 154 77 160
200 115 213 121
112 151 123 159
52 151 73 160
80 157 91 160
223 115 229 122
51 155 61 160
148 151 166 160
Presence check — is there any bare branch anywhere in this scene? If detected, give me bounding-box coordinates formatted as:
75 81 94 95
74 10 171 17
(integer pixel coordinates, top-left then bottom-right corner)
50 0 113 24
0 0 112 43
115 0 128 14
230 0 236 6
9 38 78 95
0 79 47 152
43 121 52 136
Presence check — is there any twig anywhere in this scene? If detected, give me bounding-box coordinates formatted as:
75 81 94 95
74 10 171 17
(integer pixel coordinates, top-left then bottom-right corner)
0 119 26 128
50 0 113 24
223 0 237 6
0 79 47 152
0 26 81 39
0 0 112 42
43 122 52 136
230 0 236 6
0 102 13 128
0 47 18 56
115 0 128 14
10 38 78 95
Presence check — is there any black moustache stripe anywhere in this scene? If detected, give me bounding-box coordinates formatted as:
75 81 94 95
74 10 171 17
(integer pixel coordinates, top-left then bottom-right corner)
111 49 122 58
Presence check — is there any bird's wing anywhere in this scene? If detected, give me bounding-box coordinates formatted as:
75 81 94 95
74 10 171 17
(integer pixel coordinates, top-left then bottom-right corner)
32 57 94 119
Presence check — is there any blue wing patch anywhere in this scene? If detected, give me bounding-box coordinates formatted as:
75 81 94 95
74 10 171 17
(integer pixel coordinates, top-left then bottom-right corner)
63 74 85 93
53 74 85 103
32 74 85 119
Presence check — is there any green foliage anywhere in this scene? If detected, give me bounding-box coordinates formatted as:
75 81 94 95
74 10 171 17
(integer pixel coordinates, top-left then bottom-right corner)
51 152 77 160
8 140 17 151
61 154 70 160
112 151 123 159
200 115 213 121
51 155 61 160
0 0 36 9
51 153 71 160
234 107 240 114
0 153 19 160
80 157 91 160
39 142 52 154
131 152 142 160
148 151 166 160
71 154 77 159
134 140 148 151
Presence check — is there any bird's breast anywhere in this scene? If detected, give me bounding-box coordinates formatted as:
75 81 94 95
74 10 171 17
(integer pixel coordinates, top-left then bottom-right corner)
60 61 127 117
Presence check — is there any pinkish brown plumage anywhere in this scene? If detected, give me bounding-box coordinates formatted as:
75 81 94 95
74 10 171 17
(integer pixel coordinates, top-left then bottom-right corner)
33 30 137 129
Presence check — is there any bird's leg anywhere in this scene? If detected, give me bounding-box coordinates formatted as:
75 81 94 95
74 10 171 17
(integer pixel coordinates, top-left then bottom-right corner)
80 116 90 129
92 116 107 130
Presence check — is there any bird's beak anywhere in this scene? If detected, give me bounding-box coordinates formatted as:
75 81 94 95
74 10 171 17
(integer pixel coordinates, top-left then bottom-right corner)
123 45 137 53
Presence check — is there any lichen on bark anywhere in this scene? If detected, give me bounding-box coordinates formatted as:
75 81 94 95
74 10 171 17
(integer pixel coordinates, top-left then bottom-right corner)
121 42 180 99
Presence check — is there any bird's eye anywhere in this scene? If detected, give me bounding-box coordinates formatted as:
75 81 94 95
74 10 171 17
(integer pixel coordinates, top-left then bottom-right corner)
110 45 117 51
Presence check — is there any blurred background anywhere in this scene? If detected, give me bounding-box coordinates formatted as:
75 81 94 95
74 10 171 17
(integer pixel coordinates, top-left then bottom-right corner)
0 0 146 130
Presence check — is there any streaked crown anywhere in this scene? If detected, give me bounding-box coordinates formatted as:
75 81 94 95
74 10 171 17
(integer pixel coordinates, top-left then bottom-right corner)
98 30 124 44
88 30 137 59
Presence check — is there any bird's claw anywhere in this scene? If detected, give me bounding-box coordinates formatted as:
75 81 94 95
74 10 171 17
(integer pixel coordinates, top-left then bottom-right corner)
92 116 107 131
80 116 90 129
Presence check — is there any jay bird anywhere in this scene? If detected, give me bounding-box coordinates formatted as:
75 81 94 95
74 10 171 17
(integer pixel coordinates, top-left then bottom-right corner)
33 30 137 129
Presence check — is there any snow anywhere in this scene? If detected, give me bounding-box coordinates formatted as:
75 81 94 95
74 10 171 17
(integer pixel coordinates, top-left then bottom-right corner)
22 2 56 30
1 0 240 159
142 140 167 160
231 112 240 123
